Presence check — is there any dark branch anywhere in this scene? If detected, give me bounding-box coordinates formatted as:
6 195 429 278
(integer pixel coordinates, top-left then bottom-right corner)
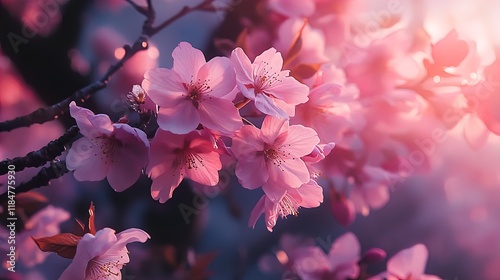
0 126 79 175
0 161 68 203
0 0 215 132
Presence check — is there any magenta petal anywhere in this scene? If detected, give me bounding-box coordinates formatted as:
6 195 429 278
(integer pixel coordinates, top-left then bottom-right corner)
255 93 289 119
235 157 269 190
197 56 236 98
157 100 200 134
172 42 206 82
69 102 109 138
198 98 242 136
114 228 150 249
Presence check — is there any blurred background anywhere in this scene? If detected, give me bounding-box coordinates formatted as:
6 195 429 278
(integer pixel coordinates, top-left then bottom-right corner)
1 0 500 279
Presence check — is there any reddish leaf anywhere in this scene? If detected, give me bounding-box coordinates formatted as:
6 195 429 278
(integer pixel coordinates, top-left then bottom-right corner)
32 233 82 259
84 201 96 235
15 192 48 214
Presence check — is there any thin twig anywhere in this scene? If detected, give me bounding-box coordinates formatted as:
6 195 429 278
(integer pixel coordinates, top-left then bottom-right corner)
0 161 68 203
0 126 79 175
0 0 214 132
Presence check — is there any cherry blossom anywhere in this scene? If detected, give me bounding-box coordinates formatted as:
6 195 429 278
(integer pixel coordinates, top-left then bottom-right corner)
59 227 150 280
249 180 323 231
230 47 309 119
370 244 441 280
66 102 150 191
142 42 242 135
0 206 70 268
147 129 222 203
232 116 320 201
293 232 361 280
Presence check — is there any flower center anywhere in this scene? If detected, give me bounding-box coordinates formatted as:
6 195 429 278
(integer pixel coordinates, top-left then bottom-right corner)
86 255 125 279
263 145 293 171
93 136 122 165
173 149 205 177
278 192 299 218
253 61 282 93
185 76 212 104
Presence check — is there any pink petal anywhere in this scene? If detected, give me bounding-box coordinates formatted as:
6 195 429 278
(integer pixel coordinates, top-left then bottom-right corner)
261 115 289 144
157 100 199 134
267 157 310 189
280 125 319 157
235 157 269 190
150 169 184 203
328 233 360 277
295 180 323 208
264 198 280 231
172 42 206 82
254 48 282 72
464 112 490 150
248 195 266 228
262 183 287 203
266 76 310 105
142 68 186 107
66 138 109 182
107 125 150 192
294 247 331 280
197 57 236 98
387 244 428 278
232 125 265 158
114 228 150 249
198 97 242 136
255 93 289 119
69 102 113 138
364 183 390 209
185 151 222 186
60 228 117 280
231 47 255 84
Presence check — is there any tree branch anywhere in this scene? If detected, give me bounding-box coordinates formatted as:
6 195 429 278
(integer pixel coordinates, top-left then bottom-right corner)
0 126 79 175
0 0 215 132
0 161 68 203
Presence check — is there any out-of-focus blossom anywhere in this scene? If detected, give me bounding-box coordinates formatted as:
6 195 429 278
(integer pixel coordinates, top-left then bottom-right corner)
143 42 241 135
59 227 150 280
370 244 441 280
293 232 360 280
231 47 309 119
66 102 150 191
147 129 222 203
0 206 70 267
249 180 323 231
232 116 319 201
